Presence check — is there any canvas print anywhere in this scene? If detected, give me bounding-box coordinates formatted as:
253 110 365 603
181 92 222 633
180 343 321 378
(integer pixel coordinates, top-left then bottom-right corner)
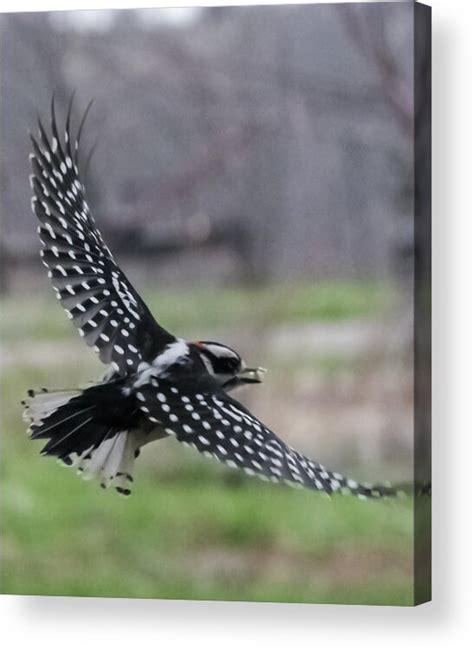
0 2 431 605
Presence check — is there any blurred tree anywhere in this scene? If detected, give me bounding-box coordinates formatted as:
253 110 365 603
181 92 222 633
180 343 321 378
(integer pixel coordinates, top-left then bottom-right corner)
1 4 415 290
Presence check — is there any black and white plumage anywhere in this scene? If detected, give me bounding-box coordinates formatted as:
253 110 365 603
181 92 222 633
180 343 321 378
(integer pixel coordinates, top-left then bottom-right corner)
29 97 174 376
24 97 399 499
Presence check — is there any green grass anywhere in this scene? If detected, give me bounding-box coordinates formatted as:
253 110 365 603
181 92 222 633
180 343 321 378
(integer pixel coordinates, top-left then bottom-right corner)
0 279 391 343
0 281 414 605
2 430 413 603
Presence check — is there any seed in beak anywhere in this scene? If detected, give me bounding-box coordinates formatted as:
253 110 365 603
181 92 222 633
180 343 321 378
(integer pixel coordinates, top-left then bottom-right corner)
239 367 267 383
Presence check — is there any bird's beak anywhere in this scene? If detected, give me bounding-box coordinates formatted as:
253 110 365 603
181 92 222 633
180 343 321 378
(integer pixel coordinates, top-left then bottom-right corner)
237 366 267 384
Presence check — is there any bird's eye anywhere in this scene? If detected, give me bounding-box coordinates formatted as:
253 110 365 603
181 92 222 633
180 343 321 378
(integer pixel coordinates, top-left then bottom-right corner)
227 357 241 372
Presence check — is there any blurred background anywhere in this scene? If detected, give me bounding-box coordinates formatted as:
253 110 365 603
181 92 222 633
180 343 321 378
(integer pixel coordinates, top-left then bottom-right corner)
1 3 422 605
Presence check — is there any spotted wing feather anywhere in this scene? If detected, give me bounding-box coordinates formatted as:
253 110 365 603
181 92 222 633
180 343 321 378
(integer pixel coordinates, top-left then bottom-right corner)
29 97 175 375
135 379 396 498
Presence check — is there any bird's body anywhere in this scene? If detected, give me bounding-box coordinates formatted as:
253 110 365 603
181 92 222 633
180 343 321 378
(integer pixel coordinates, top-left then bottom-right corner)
24 96 399 499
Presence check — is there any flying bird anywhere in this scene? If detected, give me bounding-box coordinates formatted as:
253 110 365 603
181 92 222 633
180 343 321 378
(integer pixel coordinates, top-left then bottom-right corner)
24 97 399 499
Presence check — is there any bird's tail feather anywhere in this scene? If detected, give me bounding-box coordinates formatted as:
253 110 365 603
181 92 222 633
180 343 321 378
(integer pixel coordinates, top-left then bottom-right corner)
23 387 140 495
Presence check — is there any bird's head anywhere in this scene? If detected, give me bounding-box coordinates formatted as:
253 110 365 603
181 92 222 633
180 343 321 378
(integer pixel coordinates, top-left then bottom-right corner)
190 341 266 391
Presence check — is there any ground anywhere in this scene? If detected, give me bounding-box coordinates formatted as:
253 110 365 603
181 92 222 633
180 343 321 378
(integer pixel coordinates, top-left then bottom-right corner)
1 279 415 604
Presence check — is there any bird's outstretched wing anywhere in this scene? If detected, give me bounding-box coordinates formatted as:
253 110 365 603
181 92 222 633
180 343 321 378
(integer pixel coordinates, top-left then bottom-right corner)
134 378 397 498
29 96 176 375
